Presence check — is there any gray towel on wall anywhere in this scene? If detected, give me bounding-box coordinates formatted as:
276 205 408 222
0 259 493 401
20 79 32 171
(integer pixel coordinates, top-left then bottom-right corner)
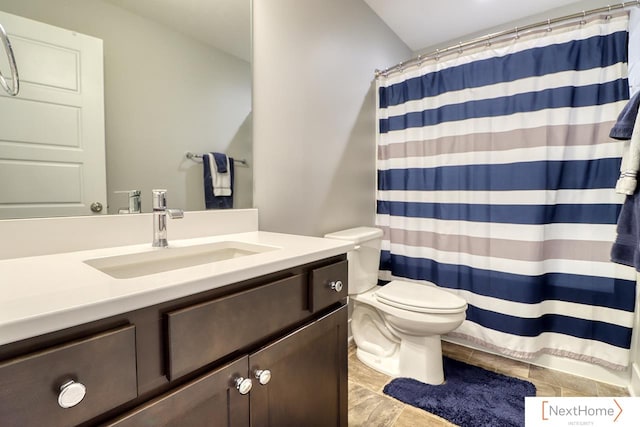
611 93 640 271
611 193 640 271
610 91 640 140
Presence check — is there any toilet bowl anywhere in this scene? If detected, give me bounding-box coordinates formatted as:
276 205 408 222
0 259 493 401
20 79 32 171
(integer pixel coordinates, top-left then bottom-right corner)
324 227 467 385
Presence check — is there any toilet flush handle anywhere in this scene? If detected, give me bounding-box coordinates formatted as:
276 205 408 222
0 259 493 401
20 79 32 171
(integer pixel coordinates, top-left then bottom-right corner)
330 280 343 292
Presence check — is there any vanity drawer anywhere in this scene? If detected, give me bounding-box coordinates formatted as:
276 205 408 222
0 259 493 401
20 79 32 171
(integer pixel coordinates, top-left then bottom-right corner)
0 325 137 427
309 260 348 312
166 274 307 380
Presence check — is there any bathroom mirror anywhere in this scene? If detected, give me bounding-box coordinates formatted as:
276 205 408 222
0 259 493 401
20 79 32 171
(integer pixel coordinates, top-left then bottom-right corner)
0 0 252 218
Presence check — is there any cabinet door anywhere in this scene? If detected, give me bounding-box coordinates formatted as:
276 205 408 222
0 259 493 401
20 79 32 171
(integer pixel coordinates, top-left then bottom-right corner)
105 356 250 427
249 306 348 427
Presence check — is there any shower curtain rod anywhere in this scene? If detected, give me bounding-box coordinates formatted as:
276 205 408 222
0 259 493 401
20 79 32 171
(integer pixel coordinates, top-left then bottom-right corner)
375 0 640 78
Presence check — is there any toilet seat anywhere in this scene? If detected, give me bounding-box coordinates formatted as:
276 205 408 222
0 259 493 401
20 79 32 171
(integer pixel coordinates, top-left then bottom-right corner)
375 280 467 314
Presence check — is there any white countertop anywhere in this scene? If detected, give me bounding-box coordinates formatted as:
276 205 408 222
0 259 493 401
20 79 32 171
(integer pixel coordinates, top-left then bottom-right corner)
0 231 353 346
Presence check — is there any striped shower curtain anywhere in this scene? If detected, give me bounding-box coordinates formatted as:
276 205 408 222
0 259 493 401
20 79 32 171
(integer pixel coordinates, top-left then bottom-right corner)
376 14 637 370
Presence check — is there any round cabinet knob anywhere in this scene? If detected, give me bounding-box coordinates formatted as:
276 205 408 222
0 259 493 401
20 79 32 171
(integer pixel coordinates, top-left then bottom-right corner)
58 380 86 409
330 280 343 293
254 369 272 385
235 377 252 395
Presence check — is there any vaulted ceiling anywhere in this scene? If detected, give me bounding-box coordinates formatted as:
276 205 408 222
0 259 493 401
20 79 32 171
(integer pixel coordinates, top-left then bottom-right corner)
106 0 604 63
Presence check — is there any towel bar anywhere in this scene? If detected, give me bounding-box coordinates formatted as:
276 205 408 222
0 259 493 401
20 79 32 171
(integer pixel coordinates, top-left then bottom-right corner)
185 152 248 167
0 23 19 96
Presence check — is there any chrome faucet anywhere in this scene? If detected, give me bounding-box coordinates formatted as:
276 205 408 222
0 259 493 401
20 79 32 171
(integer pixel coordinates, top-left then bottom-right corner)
152 189 184 247
115 190 141 214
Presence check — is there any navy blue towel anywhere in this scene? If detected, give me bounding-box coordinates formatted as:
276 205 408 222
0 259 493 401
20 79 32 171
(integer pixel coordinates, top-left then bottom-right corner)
202 153 234 209
610 92 640 269
213 152 228 173
611 192 640 271
610 91 640 140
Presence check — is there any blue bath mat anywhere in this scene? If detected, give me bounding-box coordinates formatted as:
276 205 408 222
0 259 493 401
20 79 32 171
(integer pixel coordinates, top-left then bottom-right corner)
383 357 536 427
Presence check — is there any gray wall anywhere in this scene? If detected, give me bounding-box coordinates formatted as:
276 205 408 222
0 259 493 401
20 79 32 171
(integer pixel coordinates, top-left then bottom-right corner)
0 0 252 213
252 0 411 237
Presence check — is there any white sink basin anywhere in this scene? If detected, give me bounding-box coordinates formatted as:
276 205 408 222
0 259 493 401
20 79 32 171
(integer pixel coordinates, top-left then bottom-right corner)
84 241 279 279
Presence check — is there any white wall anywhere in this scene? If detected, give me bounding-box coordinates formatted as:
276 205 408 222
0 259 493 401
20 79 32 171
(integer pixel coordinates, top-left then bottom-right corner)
0 0 252 213
252 0 411 237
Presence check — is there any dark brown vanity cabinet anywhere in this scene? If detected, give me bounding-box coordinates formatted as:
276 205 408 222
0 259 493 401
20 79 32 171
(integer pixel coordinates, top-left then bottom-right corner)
107 307 347 427
0 255 348 427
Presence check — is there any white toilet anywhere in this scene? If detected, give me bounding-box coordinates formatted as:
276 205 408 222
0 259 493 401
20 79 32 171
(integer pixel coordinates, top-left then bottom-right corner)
325 227 468 385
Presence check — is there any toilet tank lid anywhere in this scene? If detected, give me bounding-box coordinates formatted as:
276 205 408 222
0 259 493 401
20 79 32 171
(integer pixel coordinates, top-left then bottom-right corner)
324 227 383 243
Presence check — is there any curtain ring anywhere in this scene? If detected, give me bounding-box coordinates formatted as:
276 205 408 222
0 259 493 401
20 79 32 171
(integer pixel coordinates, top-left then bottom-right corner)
514 26 520 39
457 42 463 54
546 18 552 32
416 54 423 66
580 11 586 25
435 49 440 61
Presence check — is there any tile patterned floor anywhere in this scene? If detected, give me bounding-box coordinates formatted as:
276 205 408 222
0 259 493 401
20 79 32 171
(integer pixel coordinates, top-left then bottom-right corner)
347 341 630 426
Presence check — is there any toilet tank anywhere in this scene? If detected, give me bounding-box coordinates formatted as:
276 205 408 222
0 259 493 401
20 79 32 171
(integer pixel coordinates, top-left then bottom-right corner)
324 227 384 294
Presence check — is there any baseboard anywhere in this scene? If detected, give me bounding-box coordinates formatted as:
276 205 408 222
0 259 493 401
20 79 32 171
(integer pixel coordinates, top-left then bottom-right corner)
443 336 631 388
631 362 640 396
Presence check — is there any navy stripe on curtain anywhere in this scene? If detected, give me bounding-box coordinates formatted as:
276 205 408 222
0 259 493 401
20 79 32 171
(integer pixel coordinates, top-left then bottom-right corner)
378 158 622 191
465 305 632 349
379 251 636 312
380 80 629 133
379 32 629 108
377 201 622 224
